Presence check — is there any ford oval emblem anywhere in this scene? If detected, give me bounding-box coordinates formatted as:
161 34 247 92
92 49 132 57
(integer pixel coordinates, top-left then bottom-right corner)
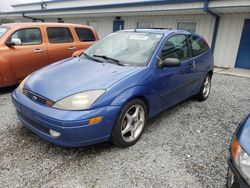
32 95 37 101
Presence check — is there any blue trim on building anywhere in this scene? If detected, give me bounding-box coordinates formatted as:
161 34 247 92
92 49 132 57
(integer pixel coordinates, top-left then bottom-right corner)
10 8 198 19
203 0 220 51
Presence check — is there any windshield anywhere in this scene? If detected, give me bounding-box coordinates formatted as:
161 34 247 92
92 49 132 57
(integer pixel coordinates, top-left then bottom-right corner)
0 27 8 38
84 31 163 66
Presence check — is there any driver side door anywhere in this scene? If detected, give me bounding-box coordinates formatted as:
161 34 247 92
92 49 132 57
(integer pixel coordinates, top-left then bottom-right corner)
154 34 196 109
6 27 49 81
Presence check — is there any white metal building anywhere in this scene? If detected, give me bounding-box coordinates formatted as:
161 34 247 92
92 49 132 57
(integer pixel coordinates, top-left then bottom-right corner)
1 0 250 69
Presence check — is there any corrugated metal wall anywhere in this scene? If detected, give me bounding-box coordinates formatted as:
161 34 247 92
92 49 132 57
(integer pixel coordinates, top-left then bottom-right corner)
123 14 215 46
214 13 250 68
46 14 214 44
30 13 250 68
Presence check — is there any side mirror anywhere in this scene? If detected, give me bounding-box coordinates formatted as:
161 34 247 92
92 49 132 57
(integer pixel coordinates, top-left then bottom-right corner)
158 58 181 68
6 38 22 47
72 49 85 57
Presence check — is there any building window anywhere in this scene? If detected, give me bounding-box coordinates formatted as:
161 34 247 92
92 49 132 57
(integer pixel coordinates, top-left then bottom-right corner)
177 22 197 33
137 21 152 29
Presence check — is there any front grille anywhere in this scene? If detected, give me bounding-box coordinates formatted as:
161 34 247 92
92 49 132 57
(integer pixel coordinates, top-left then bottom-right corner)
23 89 54 107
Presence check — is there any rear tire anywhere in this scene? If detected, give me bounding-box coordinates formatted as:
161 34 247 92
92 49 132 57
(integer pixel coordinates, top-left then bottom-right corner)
111 99 147 147
196 73 212 101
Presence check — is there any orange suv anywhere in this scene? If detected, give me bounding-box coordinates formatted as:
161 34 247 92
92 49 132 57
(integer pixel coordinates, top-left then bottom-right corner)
0 22 99 87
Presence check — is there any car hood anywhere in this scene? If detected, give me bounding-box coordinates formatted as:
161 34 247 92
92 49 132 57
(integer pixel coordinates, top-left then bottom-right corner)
25 57 142 102
237 114 250 155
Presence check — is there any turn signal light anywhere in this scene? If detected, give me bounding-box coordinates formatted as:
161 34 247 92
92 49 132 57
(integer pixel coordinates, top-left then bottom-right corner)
89 116 103 125
45 100 55 107
231 137 240 160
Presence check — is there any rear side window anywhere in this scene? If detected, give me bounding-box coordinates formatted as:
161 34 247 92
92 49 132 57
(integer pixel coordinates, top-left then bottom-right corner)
47 27 73 43
0 27 9 38
75 28 95 42
161 35 190 61
189 35 209 57
8 28 42 45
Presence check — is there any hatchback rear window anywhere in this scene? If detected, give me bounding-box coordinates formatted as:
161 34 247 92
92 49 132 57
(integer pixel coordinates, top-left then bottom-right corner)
0 27 8 38
75 28 95 42
47 27 73 43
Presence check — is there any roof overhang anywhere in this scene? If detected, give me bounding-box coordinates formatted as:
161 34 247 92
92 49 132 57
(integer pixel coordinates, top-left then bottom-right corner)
1 0 250 20
0 1 205 19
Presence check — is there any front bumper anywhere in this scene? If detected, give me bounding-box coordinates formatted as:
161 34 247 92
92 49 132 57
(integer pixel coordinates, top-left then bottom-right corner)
12 89 121 147
228 159 250 188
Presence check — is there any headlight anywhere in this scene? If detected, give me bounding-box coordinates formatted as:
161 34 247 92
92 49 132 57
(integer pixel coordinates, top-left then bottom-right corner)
231 137 250 183
18 75 30 93
52 90 105 110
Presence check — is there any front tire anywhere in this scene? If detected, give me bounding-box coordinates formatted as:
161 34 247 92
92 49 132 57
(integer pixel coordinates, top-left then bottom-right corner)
227 167 239 188
196 73 212 101
111 99 147 147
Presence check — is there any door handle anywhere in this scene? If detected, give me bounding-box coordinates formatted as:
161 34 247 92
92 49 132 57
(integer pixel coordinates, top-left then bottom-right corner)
68 46 77 51
34 49 44 53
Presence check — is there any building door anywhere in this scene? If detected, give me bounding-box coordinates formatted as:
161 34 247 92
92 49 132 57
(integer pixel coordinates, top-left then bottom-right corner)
113 20 124 32
235 19 250 69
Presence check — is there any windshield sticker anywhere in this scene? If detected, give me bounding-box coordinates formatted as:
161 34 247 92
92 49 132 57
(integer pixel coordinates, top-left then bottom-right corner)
129 35 149 40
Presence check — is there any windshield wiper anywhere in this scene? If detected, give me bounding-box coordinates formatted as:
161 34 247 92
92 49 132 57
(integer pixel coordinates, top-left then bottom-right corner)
92 54 124 66
82 53 104 63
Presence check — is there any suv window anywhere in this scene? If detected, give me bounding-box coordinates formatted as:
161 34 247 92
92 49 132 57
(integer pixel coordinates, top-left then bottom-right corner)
0 26 9 38
189 35 209 57
47 27 73 43
161 35 190 61
75 28 95 42
9 28 42 45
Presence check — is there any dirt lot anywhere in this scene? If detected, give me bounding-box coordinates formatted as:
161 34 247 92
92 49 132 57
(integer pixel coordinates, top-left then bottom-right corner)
0 74 249 188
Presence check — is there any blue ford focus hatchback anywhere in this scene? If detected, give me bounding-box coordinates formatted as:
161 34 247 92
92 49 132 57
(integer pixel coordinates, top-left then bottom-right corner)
12 29 214 147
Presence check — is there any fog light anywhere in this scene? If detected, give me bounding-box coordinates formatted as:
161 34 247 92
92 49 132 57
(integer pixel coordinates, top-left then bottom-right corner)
89 116 103 125
49 129 61 137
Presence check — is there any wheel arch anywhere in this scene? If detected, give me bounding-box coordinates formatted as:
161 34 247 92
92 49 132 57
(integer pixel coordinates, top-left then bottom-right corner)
110 86 154 117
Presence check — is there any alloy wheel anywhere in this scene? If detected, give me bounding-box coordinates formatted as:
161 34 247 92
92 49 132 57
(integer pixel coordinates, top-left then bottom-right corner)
121 105 145 143
203 75 211 98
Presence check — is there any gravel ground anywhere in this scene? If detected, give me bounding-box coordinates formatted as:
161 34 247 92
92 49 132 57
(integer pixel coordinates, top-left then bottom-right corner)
0 74 249 188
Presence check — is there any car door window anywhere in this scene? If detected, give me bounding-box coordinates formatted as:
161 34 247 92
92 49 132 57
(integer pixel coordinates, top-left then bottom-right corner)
8 28 42 45
161 35 190 61
75 28 96 42
189 35 209 57
47 27 73 43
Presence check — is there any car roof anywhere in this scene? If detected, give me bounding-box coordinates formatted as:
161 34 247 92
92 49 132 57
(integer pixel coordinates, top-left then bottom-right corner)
2 22 91 29
122 28 192 36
